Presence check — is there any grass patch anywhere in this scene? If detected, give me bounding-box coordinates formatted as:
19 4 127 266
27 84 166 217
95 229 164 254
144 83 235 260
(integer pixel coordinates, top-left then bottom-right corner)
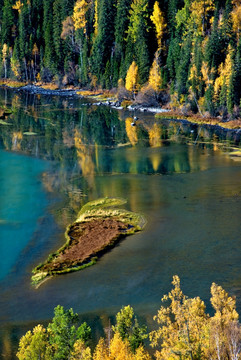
32 197 146 288
0 79 26 88
155 112 241 130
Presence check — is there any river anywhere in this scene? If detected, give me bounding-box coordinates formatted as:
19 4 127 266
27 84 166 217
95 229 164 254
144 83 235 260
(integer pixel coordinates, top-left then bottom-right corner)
0 88 241 358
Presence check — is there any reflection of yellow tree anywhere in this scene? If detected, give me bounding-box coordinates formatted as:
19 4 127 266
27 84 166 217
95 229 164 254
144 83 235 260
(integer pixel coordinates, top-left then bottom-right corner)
12 131 23 151
148 123 162 147
150 152 162 172
11 94 21 110
74 129 95 180
125 118 138 146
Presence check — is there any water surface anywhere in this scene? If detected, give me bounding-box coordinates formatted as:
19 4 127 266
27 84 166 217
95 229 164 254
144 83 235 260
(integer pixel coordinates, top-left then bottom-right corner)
0 88 241 358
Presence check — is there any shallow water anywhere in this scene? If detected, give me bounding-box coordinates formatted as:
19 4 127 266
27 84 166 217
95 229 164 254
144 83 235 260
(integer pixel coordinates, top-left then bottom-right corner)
0 88 241 358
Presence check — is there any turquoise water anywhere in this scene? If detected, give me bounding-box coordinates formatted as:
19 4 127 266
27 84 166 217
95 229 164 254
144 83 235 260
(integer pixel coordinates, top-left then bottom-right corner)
0 149 49 280
0 88 241 358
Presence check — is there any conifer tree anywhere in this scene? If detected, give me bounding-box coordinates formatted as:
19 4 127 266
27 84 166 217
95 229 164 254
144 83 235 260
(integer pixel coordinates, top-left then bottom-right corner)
126 0 150 84
176 36 192 96
53 0 66 67
114 0 131 61
91 0 116 80
1 0 14 45
43 0 56 76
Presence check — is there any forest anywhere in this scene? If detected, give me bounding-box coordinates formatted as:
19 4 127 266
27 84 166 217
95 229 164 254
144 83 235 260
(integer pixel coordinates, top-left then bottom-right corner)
0 0 241 119
16 276 241 360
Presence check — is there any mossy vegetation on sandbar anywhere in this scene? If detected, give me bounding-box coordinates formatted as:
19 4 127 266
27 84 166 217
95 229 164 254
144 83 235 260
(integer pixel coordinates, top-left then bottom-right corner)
32 197 146 288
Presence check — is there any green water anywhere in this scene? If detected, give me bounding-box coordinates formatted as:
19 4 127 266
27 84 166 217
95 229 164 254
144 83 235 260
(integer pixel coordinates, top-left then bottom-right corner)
0 88 241 358
0 150 48 280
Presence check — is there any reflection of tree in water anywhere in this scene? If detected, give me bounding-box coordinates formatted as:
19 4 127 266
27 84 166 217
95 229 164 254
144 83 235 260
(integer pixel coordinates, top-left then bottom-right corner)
125 117 138 146
12 131 23 151
148 123 164 148
74 129 95 188
0 89 241 217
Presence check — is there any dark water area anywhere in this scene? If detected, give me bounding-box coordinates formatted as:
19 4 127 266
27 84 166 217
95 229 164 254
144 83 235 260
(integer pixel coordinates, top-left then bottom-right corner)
0 88 241 358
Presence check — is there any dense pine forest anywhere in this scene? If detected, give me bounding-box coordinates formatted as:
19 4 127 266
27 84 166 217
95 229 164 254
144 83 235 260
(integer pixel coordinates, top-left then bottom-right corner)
1 0 241 119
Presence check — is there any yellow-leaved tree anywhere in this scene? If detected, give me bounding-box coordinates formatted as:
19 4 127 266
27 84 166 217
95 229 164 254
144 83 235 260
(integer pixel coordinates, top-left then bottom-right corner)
150 1 166 52
150 275 209 360
70 339 92 360
125 61 139 97
209 283 240 360
214 44 234 111
16 325 52 360
190 0 215 35
232 0 241 41
148 57 162 93
109 332 133 360
2 44 8 79
150 276 241 360
93 338 109 360
73 0 89 33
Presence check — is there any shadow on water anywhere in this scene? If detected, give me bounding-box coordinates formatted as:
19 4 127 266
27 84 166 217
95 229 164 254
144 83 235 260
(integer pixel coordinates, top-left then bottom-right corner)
0 88 241 358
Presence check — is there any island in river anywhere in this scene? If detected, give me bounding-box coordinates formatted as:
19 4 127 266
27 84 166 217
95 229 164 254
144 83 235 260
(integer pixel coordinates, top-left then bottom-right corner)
32 197 146 288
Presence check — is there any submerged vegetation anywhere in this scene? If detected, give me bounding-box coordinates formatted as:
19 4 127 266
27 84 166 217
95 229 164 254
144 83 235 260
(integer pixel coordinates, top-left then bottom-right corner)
32 197 146 288
17 276 241 360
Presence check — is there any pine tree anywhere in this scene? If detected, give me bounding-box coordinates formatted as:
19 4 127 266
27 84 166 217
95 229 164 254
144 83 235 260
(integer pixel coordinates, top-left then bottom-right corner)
126 0 150 84
53 0 66 67
176 36 192 97
1 0 14 46
91 0 116 80
43 0 56 76
114 0 131 61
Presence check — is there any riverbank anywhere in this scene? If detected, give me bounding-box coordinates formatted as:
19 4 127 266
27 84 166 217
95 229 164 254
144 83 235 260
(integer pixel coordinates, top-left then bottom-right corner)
1 82 241 131
31 197 146 288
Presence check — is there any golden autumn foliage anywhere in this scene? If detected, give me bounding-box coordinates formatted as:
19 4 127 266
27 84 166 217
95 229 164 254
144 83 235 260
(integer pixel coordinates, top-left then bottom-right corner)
148 123 163 148
94 0 98 37
190 0 215 34
148 58 162 93
93 338 109 360
125 61 139 95
73 0 89 32
109 332 133 360
74 129 95 179
214 45 234 99
12 0 23 13
125 117 138 146
150 275 209 360
70 340 92 360
150 1 166 51
201 61 215 90
16 276 241 360
150 275 241 360
232 0 241 40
